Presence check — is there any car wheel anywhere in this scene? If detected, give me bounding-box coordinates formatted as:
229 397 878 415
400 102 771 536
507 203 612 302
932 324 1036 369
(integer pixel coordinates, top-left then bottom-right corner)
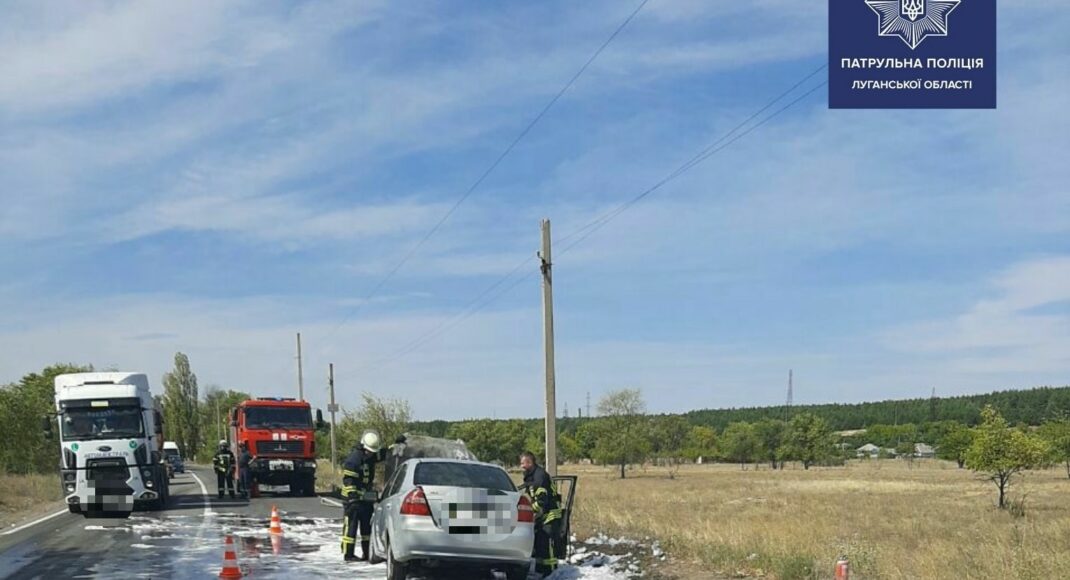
506 563 530 580
385 536 407 580
368 531 384 564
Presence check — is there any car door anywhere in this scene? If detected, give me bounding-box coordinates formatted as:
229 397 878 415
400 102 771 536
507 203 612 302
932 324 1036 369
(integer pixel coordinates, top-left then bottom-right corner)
374 462 408 551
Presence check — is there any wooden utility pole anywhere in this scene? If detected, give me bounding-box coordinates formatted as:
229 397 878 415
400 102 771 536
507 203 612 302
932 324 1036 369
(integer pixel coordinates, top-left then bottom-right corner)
539 219 558 476
297 332 305 401
328 363 338 468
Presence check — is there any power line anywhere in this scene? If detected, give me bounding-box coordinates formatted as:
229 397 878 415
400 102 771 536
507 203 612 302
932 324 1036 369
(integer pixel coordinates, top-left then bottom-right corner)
326 0 651 339
359 68 828 371
558 74 829 255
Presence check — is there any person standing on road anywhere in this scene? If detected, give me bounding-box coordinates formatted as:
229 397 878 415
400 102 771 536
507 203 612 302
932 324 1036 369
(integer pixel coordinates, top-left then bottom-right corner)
237 441 253 499
340 431 406 562
520 451 564 577
212 440 236 499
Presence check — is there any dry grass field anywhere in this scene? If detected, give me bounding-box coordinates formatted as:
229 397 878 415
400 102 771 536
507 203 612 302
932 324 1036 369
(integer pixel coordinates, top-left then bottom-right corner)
0 472 62 528
564 460 1070 580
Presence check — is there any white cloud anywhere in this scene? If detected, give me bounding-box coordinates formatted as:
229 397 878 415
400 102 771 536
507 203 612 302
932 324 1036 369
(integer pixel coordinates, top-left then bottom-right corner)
882 256 1070 375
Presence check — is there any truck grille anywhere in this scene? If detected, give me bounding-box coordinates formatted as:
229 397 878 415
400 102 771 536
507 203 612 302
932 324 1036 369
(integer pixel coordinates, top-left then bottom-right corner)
87 458 130 482
256 441 304 455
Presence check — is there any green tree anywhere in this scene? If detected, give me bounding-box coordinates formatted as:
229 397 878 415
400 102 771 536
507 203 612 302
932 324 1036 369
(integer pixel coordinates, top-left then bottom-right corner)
0 363 92 473
649 415 691 460
593 389 651 479
721 422 760 469
1037 417 1070 479
937 423 973 468
198 387 250 462
683 426 718 462
785 413 833 470
754 418 789 469
965 406 1049 509
338 392 412 456
162 353 200 459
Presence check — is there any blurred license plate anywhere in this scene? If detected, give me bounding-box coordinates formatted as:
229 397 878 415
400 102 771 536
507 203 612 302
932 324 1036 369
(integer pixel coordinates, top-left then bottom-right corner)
448 503 490 518
269 460 294 471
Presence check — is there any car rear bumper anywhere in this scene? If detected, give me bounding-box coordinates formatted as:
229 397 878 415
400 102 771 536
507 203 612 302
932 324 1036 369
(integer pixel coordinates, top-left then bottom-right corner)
391 518 534 564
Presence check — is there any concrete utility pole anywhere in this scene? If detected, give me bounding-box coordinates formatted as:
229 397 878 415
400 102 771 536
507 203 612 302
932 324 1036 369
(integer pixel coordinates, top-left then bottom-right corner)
297 332 305 401
328 363 338 468
539 219 558 477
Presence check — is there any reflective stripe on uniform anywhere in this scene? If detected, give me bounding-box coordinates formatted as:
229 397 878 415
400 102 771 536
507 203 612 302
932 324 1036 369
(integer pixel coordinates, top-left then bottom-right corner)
542 508 563 523
343 469 359 477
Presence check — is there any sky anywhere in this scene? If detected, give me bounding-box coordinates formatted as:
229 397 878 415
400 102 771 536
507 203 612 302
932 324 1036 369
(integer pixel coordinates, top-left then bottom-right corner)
1 0 1067 421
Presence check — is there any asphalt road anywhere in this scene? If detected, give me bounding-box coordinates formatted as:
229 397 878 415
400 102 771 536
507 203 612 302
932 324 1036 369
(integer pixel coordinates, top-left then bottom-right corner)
0 465 387 579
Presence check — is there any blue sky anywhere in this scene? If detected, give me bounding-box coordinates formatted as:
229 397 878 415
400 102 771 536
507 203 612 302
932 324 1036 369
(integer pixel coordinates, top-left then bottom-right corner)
1 0 1067 421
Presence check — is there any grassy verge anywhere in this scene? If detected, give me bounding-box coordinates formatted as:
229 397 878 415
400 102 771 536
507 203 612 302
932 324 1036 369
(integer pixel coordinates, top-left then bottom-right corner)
0 472 63 528
563 460 1070 580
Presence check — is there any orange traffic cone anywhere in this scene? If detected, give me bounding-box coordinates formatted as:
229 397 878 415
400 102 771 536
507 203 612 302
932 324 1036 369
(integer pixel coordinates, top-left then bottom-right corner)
269 505 284 535
270 532 283 556
834 557 850 580
219 534 243 579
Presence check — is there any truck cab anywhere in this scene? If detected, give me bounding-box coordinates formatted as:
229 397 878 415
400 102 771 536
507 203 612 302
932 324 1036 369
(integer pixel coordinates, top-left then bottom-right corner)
48 372 170 517
230 398 323 496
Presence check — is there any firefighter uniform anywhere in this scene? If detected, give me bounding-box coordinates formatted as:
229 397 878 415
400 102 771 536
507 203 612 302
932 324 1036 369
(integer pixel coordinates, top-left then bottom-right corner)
340 446 388 561
212 446 236 499
523 463 564 575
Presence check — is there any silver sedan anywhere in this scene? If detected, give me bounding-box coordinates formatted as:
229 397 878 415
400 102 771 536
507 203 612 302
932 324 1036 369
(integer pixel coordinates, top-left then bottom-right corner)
370 458 535 580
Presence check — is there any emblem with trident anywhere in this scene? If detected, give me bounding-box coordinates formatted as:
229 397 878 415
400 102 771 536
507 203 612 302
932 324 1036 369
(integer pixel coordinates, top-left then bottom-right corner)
900 0 925 21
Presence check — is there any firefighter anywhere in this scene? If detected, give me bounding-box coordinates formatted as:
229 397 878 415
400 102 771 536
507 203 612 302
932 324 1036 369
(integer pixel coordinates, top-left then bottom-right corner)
236 441 253 499
520 451 563 576
340 431 406 562
212 440 236 499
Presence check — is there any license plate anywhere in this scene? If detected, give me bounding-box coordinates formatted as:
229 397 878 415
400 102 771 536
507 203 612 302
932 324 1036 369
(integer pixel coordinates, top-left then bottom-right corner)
269 460 294 471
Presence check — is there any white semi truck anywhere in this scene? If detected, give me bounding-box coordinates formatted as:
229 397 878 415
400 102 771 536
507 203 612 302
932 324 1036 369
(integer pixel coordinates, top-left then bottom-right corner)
44 372 170 517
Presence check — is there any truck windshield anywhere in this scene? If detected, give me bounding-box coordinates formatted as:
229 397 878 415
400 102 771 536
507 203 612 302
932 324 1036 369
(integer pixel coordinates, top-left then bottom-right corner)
62 407 144 440
244 407 311 429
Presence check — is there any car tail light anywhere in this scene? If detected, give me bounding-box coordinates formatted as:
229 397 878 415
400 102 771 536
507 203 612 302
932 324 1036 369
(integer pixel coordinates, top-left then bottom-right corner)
400 487 431 516
518 495 534 523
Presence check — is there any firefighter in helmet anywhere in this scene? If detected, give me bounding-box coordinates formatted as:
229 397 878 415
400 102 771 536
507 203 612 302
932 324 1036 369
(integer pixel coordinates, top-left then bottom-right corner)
340 430 406 562
212 440 236 499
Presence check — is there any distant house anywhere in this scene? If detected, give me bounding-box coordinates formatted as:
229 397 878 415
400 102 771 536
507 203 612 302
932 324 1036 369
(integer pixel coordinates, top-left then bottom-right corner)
914 443 936 459
856 443 880 458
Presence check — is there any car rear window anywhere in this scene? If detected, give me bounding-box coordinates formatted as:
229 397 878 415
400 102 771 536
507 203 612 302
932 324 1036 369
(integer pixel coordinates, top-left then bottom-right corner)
413 462 516 492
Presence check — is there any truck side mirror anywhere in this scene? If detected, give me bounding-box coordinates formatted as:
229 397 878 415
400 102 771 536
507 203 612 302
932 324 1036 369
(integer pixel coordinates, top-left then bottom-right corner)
41 416 53 440
316 409 326 431
230 410 238 428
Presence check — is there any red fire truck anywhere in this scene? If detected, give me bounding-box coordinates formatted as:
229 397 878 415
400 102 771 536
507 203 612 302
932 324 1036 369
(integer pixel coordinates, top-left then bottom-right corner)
229 398 324 497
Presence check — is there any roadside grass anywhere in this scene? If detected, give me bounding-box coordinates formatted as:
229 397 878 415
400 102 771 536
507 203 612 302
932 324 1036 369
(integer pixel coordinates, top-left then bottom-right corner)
563 460 1070 580
0 472 62 528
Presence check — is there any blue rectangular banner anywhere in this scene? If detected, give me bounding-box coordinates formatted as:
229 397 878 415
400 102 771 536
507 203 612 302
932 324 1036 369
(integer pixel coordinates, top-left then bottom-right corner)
829 0 997 109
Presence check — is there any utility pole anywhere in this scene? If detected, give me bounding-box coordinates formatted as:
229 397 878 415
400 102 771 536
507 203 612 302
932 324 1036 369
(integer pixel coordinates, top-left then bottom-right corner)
786 369 793 421
586 391 591 419
296 332 305 401
539 219 558 477
215 397 222 442
328 363 338 469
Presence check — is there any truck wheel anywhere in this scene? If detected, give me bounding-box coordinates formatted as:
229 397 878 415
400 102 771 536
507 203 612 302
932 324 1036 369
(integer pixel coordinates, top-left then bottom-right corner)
68 504 81 515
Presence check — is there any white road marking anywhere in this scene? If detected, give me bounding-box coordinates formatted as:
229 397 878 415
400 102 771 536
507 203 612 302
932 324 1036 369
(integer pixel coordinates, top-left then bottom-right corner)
189 471 213 517
320 497 343 508
0 509 68 536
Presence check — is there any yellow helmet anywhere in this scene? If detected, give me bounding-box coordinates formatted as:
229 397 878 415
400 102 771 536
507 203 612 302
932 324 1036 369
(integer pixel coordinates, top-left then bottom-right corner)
360 431 381 453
